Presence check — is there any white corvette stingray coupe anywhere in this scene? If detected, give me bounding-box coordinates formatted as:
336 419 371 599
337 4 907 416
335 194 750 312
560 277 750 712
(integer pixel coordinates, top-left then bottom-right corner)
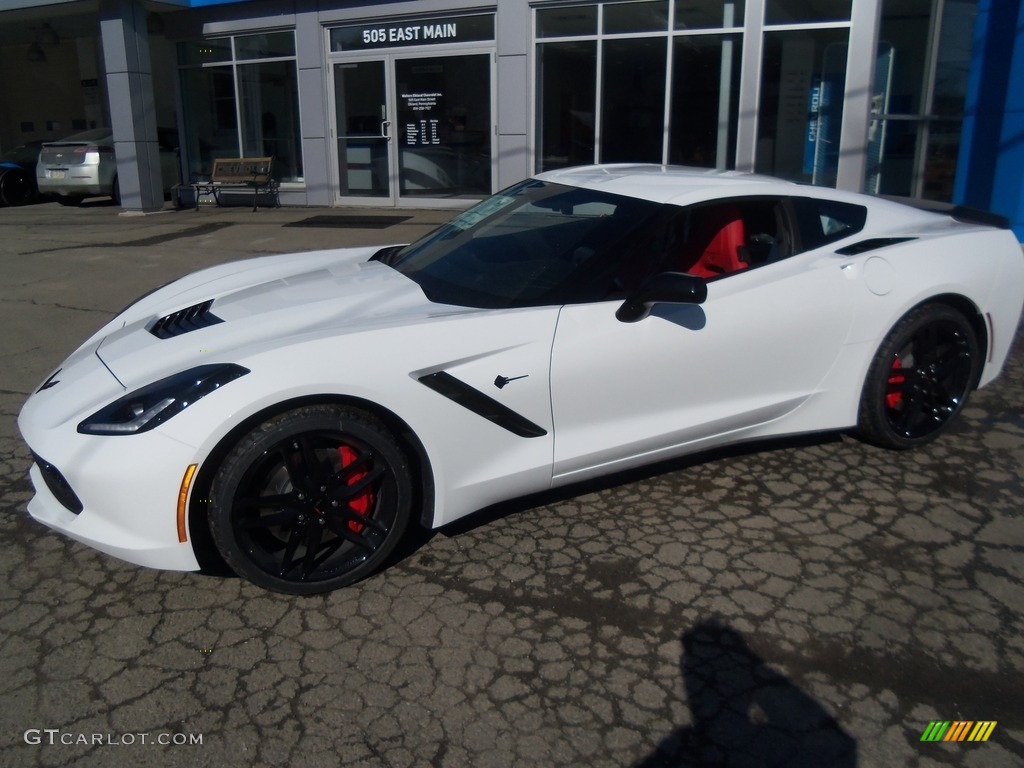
18 165 1024 593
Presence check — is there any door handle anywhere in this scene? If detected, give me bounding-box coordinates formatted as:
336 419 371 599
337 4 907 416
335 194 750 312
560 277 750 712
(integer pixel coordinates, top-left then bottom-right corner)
381 120 392 140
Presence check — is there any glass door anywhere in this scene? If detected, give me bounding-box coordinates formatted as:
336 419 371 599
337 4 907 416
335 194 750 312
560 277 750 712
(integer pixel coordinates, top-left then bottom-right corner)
333 60 393 202
394 53 492 201
331 52 494 205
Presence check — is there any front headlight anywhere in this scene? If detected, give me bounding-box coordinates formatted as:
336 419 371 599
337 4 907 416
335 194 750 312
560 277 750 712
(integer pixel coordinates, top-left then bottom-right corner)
78 363 249 435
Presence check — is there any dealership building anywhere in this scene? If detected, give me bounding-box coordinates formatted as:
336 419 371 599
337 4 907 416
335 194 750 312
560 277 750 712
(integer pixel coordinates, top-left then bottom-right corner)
1 0 1021 237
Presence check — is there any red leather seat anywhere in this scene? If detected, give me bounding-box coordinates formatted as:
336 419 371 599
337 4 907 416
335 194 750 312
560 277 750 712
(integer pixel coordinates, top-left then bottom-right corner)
686 215 747 278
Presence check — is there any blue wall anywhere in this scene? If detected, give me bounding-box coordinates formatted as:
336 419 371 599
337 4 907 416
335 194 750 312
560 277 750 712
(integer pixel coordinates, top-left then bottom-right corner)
956 0 1024 240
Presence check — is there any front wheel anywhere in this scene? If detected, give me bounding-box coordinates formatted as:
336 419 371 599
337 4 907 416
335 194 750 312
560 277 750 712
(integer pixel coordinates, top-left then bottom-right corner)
857 304 980 449
208 405 413 594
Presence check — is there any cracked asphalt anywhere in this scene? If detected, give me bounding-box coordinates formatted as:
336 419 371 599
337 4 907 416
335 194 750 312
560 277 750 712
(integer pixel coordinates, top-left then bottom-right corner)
1 200 1022 767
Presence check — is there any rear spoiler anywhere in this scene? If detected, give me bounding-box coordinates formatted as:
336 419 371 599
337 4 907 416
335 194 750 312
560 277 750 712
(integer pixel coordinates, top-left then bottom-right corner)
881 196 1011 230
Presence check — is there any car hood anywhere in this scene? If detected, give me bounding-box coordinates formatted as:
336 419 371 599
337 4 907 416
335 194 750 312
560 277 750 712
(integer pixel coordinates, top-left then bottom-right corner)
90 245 472 389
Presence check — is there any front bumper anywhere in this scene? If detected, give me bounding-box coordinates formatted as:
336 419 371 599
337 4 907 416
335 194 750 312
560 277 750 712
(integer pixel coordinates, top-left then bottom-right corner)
20 351 203 572
23 438 202 572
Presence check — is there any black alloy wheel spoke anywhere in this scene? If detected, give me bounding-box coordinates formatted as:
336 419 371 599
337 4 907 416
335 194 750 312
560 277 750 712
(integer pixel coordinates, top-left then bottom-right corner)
330 464 385 502
894 392 926 434
238 508 298 530
278 519 306 577
299 436 325 484
324 514 380 551
300 520 325 579
235 493 295 511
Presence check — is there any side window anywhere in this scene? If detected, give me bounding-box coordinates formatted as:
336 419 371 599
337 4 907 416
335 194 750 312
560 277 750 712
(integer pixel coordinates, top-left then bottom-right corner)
672 198 791 279
792 197 867 251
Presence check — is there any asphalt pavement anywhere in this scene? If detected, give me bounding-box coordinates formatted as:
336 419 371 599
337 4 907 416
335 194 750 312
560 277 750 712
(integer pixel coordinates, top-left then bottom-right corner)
1 198 1022 767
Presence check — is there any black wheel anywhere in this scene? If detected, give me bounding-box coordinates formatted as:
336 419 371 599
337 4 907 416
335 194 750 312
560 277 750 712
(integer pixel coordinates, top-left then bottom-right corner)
858 304 980 449
208 405 412 594
111 176 120 205
0 169 33 206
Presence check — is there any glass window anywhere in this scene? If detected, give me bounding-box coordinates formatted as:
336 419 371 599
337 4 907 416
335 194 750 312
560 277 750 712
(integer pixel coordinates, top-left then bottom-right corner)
235 32 296 60
238 61 303 182
668 34 741 168
756 28 849 185
177 38 232 66
603 1 669 34
792 196 866 249
868 0 977 200
536 41 597 171
675 0 745 30
537 6 598 37
601 37 667 162
765 0 851 24
179 67 237 180
178 32 303 184
387 180 666 307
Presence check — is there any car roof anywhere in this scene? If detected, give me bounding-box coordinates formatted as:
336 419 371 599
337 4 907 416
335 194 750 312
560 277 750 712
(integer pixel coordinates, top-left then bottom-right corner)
534 164 809 206
44 128 112 145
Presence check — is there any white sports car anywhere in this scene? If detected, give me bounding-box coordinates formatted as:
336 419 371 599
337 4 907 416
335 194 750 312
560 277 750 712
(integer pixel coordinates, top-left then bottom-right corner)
18 165 1024 594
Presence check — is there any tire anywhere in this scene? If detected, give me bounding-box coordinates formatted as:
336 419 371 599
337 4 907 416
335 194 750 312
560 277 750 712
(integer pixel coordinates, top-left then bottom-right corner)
111 176 120 205
858 304 980 449
0 170 32 206
208 405 413 594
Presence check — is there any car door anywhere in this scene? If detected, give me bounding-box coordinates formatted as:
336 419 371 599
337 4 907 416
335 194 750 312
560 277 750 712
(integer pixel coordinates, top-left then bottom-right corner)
549 197 859 484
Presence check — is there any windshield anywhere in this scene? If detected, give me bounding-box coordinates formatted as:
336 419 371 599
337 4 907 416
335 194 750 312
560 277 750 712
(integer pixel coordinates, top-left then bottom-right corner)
384 180 666 308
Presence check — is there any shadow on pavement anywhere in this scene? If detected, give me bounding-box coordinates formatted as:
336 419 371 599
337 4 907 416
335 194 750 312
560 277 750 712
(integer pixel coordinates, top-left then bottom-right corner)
636 619 857 767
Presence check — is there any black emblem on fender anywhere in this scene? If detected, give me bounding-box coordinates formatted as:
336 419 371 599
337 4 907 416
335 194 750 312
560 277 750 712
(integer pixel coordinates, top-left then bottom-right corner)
37 368 62 392
493 374 528 389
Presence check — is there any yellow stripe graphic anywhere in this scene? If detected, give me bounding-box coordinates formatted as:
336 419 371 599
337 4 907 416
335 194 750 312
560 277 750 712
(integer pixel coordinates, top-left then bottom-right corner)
967 721 997 742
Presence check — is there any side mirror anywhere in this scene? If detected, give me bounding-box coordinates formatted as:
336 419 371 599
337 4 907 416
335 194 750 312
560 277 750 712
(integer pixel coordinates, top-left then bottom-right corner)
615 272 708 323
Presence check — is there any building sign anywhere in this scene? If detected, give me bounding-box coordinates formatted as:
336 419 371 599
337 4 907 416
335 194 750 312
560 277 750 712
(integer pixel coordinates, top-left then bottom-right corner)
330 14 494 52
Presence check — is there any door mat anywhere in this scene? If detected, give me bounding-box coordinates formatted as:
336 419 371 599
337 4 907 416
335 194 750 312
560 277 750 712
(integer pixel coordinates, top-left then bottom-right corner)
283 215 411 229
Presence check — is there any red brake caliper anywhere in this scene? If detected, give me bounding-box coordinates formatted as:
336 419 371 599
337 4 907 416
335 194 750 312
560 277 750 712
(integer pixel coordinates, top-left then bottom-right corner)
886 357 905 409
338 445 373 533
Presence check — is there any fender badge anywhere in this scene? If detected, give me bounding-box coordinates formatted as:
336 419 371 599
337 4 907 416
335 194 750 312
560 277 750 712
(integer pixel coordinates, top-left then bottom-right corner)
494 374 528 389
37 368 62 392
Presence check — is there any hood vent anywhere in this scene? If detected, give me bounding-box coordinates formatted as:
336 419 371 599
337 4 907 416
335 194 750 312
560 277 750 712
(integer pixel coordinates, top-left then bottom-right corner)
149 299 224 339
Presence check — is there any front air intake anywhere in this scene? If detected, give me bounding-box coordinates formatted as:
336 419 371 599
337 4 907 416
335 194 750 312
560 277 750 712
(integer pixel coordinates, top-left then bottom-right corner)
148 300 223 339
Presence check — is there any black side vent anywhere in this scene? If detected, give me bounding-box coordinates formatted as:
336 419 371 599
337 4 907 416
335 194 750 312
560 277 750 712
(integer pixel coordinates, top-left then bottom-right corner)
32 453 83 514
149 300 223 339
835 237 917 256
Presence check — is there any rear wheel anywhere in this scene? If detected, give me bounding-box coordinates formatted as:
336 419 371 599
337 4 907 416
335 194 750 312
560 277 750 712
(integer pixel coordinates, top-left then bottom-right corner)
0 169 33 206
208 405 412 594
858 304 980 449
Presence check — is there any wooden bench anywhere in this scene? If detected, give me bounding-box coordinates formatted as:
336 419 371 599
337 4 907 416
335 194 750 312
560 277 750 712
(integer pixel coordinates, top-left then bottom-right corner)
192 157 279 212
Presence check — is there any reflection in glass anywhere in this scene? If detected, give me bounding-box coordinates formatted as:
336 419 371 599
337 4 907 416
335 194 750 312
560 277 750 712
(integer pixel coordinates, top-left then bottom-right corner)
675 0 745 30
765 0 851 24
669 34 741 168
235 32 295 60
601 37 667 163
239 62 302 182
334 61 389 197
395 54 491 197
536 41 597 171
179 66 237 180
756 28 849 185
603 1 669 34
536 6 597 37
